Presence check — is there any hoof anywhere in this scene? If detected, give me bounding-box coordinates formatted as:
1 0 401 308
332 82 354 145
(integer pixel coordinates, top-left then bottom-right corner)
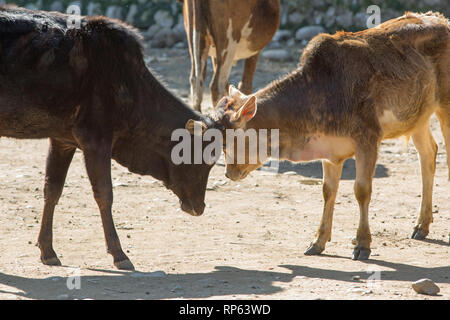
114 259 135 271
411 227 428 240
304 243 324 256
41 256 62 266
352 247 371 260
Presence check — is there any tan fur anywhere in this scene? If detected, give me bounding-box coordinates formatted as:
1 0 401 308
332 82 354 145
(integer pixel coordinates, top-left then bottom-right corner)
216 12 450 260
181 0 280 112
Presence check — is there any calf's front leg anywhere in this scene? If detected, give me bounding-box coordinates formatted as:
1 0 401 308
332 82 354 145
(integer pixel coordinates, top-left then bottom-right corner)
352 145 378 260
411 123 437 240
305 160 343 255
436 108 450 180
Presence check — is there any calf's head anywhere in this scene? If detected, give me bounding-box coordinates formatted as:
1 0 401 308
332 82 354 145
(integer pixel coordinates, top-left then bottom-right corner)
215 86 263 181
165 117 221 216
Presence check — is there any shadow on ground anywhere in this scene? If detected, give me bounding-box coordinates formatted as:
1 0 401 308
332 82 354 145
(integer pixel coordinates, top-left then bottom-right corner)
1 253 447 299
261 158 389 180
281 255 450 285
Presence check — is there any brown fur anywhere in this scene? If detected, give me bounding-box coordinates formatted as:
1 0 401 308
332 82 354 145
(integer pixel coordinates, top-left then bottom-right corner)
181 0 280 111
0 6 220 270
216 12 450 260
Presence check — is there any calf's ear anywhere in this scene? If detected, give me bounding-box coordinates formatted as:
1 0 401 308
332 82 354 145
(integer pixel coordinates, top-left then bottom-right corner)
185 119 207 136
229 85 244 99
236 95 257 123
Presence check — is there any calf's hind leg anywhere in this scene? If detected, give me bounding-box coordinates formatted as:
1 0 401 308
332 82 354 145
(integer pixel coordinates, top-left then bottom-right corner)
352 145 378 260
411 123 438 240
74 130 134 270
436 108 450 180
37 139 76 266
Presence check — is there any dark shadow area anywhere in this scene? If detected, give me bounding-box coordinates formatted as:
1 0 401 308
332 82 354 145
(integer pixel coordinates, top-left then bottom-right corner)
1 252 448 299
281 255 450 285
262 158 389 180
419 238 450 247
0 266 293 300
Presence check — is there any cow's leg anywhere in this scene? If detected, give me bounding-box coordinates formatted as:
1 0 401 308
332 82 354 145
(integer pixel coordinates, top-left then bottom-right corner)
436 107 450 180
184 0 204 112
238 53 259 95
190 31 209 112
411 123 438 240
210 44 236 106
305 160 343 255
74 131 133 270
212 56 218 74
352 145 378 260
37 139 76 266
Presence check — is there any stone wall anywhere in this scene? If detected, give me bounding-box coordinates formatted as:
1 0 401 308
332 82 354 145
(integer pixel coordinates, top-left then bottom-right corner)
1 0 182 29
283 0 449 31
1 0 449 49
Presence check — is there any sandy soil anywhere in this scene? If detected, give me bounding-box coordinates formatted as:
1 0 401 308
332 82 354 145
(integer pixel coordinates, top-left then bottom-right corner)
0 48 448 300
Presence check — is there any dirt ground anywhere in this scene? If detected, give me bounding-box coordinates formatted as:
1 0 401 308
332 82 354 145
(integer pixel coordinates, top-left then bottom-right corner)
0 48 448 300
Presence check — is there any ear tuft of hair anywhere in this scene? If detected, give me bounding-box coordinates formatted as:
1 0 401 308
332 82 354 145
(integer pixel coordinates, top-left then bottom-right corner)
185 119 207 135
237 96 257 122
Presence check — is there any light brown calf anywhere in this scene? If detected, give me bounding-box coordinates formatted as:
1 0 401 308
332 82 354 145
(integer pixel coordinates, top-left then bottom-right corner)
180 0 280 112
215 12 450 260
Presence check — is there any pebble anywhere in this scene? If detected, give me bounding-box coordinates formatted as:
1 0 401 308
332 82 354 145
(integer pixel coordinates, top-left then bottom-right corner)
113 181 128 187
412 279 440 295
299 178 322 185
348 287 365 293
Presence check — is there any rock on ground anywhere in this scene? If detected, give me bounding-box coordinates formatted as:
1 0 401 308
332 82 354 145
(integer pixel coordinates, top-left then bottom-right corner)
412 279 440 295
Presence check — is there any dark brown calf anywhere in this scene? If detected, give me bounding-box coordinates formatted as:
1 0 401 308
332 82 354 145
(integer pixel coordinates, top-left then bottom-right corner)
0 6 220 270
216 12 450 260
